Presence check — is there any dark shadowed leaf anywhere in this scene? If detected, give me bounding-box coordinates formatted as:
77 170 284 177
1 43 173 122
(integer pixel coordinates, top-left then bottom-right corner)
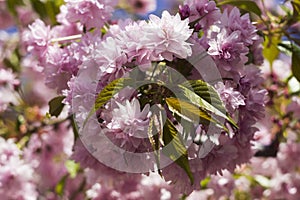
162 119 194 184
292 47 300 82
48 96 65 117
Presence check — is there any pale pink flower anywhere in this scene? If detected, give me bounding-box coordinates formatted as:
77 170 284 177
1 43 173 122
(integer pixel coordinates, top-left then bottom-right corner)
253 114 273 149
64 0 117 30
180 0 221 29
103 98 151 152
277 141 300 173
114 20 157 67
93 37 128 76
23 19 51 56
0 137 37 200
215 82 245 113
24 122 74 192
207 170 235 199
0 68 20 112
146 11 193 61
220 8 259 46
207 27 248 70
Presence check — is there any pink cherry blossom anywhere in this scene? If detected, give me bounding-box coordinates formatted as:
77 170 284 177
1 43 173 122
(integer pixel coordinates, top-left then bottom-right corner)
215 82 246 113
146 11 193 61
0 137 37 200
64 0 117 30
103 98 151 152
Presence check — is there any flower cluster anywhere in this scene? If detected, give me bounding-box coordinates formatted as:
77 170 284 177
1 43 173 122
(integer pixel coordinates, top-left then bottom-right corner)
21 0 268 196
11 0 300 199
0 137 37 200
0 68 20 112
187 133 300 200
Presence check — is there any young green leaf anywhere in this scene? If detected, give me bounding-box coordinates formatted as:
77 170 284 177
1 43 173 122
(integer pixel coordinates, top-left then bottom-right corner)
48 96 65 117
65 160 81 178
178 85 238 128
162 119 194 184
55 174 68 196
181 80 226 114
218 0 262 16
83 78 134 128
166 98 220 126
263 36 281 66
94 78 132 111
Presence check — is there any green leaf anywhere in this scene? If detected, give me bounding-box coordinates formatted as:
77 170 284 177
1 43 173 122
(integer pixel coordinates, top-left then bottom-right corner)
178 85 238 128
94 78 133 111
166 98 220 126
48 96 65 117
218 0 262 16
162 119 194 184
83 78 134 128
55 175 68 196
263 35 281 67
65 160 80 178
292 47 300 82
200 177 211 189
182 80 226 114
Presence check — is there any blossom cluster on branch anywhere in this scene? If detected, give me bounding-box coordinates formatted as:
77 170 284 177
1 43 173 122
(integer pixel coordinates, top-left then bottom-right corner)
0 0 300 199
